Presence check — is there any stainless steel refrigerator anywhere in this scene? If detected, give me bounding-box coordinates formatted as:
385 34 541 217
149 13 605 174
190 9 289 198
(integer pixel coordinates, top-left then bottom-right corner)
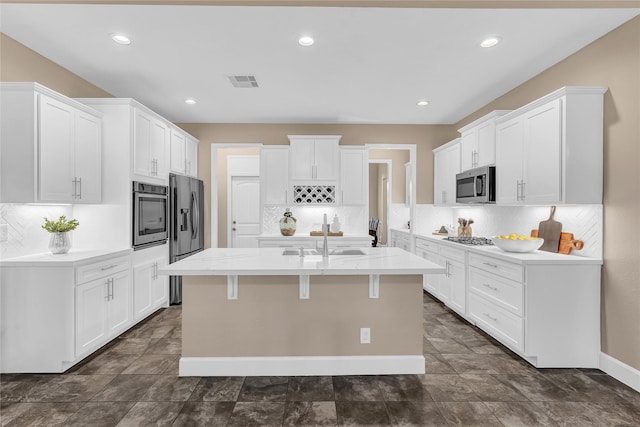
169 173 204 304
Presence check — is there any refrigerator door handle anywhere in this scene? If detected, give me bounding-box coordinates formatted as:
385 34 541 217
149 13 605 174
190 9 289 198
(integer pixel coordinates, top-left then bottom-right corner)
181 208 189 231
191 191 199 239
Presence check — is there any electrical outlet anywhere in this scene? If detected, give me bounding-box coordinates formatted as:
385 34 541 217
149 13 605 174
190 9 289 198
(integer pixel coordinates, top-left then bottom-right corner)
0 224 8 242
360 327 371 344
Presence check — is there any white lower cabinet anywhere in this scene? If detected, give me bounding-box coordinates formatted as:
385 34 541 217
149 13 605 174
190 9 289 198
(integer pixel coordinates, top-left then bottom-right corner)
133 251 169 321
390 229 411 251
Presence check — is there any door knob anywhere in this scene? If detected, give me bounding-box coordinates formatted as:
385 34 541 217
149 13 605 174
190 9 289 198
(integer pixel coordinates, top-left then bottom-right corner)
232 228 236 231
233 221 236 224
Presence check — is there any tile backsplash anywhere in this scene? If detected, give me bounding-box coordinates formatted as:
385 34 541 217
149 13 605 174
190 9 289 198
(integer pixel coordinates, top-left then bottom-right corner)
0 204 74 259
263 205 367 235
413 204 603 259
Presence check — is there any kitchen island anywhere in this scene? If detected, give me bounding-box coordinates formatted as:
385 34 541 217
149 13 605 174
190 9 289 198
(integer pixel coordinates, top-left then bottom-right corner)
159 247 444 376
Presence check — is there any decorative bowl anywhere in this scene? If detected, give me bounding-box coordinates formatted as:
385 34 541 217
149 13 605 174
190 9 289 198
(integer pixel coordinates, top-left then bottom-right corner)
491 236 544 253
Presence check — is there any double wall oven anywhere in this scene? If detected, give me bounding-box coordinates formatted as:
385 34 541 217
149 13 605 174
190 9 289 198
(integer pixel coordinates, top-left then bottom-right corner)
132 181 168 249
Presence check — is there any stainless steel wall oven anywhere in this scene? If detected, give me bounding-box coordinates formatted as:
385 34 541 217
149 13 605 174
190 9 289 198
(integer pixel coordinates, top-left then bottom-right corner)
132 181 168 249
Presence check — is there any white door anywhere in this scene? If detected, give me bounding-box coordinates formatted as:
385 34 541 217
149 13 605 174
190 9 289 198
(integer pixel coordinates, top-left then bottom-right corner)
230 176 261 248
133 262 152 320
76 278 108 356
496 118 524 204
107 270 132 336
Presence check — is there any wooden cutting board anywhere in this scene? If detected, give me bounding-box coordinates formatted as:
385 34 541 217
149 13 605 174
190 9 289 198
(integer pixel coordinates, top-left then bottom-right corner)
537 206 562 252
531 230 584 254
310 231 343 236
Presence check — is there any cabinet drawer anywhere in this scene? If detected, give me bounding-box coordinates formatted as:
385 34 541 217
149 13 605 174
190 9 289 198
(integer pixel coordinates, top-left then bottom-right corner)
76 256 130 285
469 267 523 316
415 238 438 254
468 252 523 282
439 245 465 263
469 293 523 352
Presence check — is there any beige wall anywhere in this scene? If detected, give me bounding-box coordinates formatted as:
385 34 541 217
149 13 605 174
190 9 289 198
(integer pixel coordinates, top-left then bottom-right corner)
455 16 640 370
369 148 410 204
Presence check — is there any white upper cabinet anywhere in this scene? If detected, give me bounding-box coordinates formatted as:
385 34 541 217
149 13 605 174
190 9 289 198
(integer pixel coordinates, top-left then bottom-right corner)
0 83 102 203
170 126 199 177
339 147 368 205
433 138 461 206
134 108 169 182
459 110 510 171
288 135 339 182
260 146 290 205
495 87 606 205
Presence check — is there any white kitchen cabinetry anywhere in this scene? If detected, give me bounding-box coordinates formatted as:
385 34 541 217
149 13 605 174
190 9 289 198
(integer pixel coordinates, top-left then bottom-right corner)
390 229 411 251
414 237 440 295
0 82 102 203
433 138 461 206
76 258 132 358
439 245 466 316
289 135 340 182
260 146 290 205
134 107 170 181
339 147 368 205
170 126 199 177
458 110 510 171
0 250 132 373
495 86 606 205
133 247 169 321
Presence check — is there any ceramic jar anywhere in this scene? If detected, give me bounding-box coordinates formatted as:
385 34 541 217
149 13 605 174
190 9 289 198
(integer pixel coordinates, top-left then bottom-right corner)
330 214 341 233
279 208 297 236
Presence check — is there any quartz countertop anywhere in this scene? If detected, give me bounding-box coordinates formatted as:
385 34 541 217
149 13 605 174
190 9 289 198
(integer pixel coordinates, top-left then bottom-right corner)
0 248 132 267
159 247 445 276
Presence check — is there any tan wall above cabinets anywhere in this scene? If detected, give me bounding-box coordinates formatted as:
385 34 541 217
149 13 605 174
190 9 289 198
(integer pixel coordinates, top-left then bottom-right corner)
454 16 640 372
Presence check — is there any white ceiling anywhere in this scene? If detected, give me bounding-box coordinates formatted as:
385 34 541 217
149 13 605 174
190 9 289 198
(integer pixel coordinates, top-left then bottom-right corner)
1 4 638 124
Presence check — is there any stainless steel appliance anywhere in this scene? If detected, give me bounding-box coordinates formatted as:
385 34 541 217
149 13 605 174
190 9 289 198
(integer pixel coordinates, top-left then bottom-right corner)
169 173 204 304
456 166 496 204
132 181 168 249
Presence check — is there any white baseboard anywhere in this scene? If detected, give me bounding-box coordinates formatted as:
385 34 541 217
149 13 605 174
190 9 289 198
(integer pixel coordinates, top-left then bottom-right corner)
600 352 640 393
179 355 425 377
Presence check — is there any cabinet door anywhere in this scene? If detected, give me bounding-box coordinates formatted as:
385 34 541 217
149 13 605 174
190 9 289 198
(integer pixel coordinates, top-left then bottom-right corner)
133 262 152 321
150 120 170 178
496 118 524 204
170 128 186 174
76 278 108 357
261 147 289 204
107 270 132 337
523 99 562 204
289 140 314 180
38 94 75 202
151 258 168 308
133 109 153 177
314 140 338 180
340 148 366 205
447 259 466 316
74 110 102 203
460 131 477 171
476 121 496 168
185 136 198 177
434 142 460 206
416 248 440 296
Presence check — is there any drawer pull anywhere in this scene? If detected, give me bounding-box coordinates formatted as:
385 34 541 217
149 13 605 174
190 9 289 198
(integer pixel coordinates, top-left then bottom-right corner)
482 283 499 291
101 264 119 271
483 262 499 269
483 312 498 322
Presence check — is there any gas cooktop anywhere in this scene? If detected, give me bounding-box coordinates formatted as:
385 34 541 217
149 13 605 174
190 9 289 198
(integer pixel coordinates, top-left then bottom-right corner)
445 237 494 246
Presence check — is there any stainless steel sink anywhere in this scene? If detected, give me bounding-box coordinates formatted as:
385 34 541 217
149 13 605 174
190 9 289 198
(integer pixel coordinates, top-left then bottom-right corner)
282 249 365 256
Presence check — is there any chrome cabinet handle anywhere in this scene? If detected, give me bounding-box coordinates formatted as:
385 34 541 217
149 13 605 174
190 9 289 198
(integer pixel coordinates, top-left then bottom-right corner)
483 262 499 269
516 180 521 201
105 280 110 300
442 190 446 204
77 177 82 199
483 312 498 322
110 278 114 300
483 283 499 291
521 181 526 200
101 264 118 271
445 261 450 278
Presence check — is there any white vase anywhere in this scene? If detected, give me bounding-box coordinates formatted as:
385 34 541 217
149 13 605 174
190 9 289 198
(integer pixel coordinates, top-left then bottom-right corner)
48 232 71 254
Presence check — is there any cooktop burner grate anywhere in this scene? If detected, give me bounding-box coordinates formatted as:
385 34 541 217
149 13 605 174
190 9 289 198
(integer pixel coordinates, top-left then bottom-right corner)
445 237 494 246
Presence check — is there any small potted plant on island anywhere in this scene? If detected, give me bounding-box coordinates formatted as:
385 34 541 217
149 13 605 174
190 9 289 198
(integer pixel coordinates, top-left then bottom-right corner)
42 215 79 254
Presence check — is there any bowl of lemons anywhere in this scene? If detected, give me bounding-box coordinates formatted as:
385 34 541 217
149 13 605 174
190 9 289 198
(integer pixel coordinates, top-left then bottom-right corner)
491 234 544 253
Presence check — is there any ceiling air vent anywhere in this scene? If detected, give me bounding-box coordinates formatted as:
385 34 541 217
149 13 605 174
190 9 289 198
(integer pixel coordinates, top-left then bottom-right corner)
227 75 259 88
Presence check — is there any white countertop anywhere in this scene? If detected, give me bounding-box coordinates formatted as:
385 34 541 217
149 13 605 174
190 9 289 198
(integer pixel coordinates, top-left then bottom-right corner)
0 248 132 267
256 234 372 241
159 247 445 276
415 234 602 265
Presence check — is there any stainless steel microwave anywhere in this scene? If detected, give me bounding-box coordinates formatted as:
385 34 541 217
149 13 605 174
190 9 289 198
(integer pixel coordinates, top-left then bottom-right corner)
132 181 168 249
456 166 496 204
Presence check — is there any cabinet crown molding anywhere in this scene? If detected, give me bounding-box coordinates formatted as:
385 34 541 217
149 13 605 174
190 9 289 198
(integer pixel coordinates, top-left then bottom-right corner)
1 82 103 118
496 86 608 124
288 135 342 141
433 137 461 154
457 110 511 133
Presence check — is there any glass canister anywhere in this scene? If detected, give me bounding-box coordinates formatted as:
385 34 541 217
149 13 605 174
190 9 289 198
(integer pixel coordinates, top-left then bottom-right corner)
48 232 71 254
279 208 297 236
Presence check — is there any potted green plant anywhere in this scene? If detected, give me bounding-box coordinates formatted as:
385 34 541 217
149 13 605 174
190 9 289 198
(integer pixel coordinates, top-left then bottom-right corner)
42 215 79 254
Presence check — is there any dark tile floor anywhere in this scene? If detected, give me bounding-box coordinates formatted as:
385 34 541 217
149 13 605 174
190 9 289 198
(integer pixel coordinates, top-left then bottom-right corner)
2 292 640 426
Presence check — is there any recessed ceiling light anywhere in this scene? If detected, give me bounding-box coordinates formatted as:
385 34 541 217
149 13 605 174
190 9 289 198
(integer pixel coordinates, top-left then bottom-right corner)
416 100 430 107
298 36 314 47
480 36 501 48
110 33 131 45
185 99 196 105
